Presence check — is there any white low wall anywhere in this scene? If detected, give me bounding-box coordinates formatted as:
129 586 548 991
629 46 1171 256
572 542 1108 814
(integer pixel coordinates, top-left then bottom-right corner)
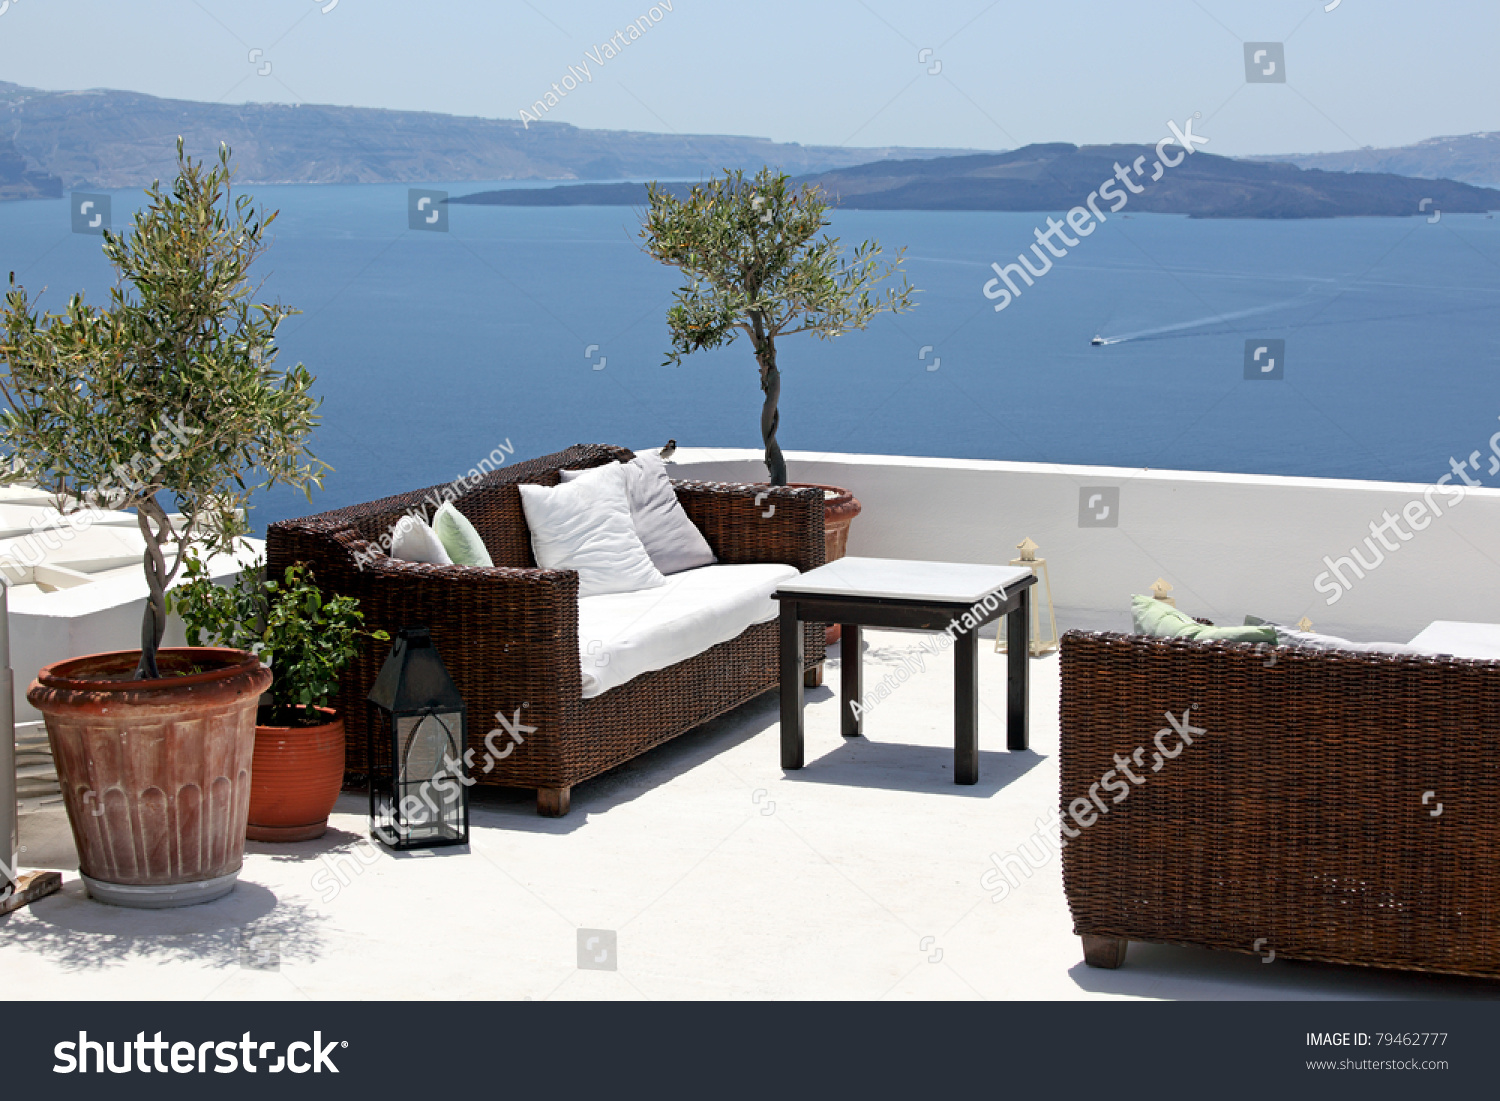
664 448 1500 644
7 542 263 723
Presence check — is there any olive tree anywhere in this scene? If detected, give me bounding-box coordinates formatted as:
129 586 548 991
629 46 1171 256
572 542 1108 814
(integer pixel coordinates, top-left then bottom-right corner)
641 167 915 486
0 141 327 678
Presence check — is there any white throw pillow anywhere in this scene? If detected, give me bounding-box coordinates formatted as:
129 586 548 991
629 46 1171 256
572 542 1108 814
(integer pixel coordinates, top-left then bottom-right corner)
431 501 493 567
388 514 453 566
519 463 666 597
1247 616 1426 655
560 454 716 575
1271 625 1425 655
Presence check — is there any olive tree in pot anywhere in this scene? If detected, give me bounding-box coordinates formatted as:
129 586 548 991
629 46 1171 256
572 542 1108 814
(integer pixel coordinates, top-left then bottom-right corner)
170 555 387 842
641 167 915 640
0 142 326 907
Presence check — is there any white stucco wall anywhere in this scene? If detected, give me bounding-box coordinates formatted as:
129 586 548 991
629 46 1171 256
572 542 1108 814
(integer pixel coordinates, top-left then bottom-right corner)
663 448 1500 644
6 542 262 722
14 448 1492 724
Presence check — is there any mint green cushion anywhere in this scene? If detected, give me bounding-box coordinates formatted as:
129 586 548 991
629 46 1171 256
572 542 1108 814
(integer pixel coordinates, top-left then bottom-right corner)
1131 595 1275 643
431 501 493 568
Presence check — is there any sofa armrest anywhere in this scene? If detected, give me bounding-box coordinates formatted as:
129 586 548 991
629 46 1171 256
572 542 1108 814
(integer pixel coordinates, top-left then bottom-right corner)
672 480 825 573
267 520 582 780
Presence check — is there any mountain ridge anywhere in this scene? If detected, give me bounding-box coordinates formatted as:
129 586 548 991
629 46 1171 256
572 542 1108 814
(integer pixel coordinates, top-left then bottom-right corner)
1253 132 1500 189
0 80 981 193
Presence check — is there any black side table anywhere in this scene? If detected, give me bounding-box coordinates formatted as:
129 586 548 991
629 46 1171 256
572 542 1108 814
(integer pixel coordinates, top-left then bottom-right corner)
773 557 1036 785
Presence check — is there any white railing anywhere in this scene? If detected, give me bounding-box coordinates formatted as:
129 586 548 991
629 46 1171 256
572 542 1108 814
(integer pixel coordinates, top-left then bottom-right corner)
666 448 1500 644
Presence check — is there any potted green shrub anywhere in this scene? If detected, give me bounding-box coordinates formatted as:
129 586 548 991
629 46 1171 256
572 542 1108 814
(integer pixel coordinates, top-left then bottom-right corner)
641 167 915 638
0 142 325 907
170 554 386 841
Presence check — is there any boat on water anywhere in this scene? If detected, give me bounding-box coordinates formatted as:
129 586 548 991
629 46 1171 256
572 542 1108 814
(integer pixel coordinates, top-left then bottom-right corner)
1091 335 1106 346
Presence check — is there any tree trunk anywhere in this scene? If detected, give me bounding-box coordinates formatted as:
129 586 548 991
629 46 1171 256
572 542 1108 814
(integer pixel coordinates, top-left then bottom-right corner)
757 341 786 487
133 501 173 680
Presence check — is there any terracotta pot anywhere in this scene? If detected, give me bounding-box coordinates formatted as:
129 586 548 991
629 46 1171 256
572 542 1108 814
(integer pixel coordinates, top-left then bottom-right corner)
787 483 862 645
246 707 345 842
28 648 270 909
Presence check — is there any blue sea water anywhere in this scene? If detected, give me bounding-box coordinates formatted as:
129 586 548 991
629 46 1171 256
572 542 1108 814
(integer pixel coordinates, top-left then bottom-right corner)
1 181 1497 534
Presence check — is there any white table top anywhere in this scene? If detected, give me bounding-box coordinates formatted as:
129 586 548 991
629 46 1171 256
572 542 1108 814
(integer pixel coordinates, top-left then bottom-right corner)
775 557 1033 605
1407 620 1500 660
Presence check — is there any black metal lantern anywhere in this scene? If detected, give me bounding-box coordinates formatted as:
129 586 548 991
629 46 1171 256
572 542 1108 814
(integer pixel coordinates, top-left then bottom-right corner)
366 627 469 850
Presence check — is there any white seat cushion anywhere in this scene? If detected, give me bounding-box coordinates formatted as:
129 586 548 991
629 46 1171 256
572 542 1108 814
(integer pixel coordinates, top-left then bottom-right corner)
577 563 799 698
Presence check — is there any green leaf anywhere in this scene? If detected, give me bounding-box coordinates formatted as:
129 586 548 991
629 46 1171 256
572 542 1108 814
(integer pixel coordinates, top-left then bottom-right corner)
0 144 329 678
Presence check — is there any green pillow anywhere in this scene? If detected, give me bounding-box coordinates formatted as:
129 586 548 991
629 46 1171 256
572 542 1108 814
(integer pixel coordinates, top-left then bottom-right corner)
1131 595 1275 644
431 501 494 568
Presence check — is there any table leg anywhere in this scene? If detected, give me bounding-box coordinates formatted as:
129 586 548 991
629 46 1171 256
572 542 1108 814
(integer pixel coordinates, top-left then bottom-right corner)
780 601 804 770
955 627 978 784
841 623 862 738
1007 587 1030 751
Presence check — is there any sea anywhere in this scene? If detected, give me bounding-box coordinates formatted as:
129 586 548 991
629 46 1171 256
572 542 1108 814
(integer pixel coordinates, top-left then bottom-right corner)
1 180 1497 534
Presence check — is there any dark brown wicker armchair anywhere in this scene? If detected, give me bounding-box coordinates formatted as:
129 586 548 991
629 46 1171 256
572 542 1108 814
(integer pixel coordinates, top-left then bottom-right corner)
267 444 825 816
1059 630 1500 979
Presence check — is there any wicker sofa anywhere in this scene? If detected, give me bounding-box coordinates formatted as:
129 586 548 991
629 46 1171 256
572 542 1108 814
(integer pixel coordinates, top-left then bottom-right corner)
1059 629 1500 980
266 443 826 816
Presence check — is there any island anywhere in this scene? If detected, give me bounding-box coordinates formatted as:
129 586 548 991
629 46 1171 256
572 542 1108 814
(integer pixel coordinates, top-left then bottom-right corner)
452 143 1500 219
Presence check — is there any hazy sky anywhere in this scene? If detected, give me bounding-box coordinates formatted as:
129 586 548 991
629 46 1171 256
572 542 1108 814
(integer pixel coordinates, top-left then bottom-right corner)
0 0 1494 157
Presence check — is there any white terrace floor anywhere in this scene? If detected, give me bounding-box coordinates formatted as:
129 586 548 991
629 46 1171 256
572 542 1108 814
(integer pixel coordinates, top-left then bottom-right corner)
6 629 1499 1001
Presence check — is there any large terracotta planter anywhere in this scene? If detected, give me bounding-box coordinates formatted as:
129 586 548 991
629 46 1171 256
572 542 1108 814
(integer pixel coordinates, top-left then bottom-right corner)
788 483 862 644
246 708 345 842
28 648 270 909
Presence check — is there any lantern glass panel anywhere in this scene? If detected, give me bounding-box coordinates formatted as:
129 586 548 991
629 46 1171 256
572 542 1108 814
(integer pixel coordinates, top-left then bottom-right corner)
403 711 460 813
371 709 468 848
393 708 464 845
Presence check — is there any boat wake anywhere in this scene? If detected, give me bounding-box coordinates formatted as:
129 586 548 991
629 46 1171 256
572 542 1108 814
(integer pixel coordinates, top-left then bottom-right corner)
1091 297 1312 346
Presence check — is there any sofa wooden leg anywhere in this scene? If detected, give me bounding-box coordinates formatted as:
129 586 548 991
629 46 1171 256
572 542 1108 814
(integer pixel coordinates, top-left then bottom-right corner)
803 663 824 688
537 786 571 817
1081 935 1127 969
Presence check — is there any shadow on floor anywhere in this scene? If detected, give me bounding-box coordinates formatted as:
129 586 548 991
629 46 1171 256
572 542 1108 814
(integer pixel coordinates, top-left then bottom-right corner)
1066 940 1500 1000
457 685 804 835
0 877 329 972
785 742 1045 798
249 816 475 864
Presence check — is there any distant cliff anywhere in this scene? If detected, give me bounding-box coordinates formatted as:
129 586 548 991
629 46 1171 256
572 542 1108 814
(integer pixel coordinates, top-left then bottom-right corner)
1257 132 1500 189
0 80 977 193
0 136 61 201
454 143 1500 218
